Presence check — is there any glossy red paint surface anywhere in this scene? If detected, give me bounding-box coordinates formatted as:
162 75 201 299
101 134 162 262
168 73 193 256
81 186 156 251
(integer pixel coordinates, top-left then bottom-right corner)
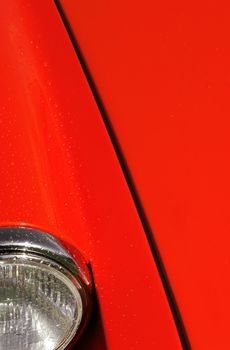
0 1 181 349
58 1 230 349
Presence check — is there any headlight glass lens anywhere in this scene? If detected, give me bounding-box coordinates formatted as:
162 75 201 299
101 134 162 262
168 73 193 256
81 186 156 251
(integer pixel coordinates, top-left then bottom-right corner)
0 254 83 350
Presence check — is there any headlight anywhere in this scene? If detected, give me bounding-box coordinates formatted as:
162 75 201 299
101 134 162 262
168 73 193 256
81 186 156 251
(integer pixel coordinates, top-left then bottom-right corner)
0 227 92 350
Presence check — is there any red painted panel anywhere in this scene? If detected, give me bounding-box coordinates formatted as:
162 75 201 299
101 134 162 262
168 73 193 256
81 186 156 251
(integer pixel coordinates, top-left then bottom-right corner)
58 0 230 349
0 1 181 349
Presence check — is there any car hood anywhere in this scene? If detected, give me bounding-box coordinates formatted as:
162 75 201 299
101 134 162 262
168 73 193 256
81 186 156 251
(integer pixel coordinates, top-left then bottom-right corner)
59 1 230 348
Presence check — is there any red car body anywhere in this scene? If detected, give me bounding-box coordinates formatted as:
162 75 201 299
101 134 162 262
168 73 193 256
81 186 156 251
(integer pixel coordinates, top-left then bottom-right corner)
1 1 230 349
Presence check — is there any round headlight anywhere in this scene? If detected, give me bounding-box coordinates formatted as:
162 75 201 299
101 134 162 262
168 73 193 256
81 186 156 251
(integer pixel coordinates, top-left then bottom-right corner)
0 227 92 350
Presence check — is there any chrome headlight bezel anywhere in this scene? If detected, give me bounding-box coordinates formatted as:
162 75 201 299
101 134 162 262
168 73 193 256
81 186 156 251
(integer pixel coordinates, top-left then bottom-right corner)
0 226 92 350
